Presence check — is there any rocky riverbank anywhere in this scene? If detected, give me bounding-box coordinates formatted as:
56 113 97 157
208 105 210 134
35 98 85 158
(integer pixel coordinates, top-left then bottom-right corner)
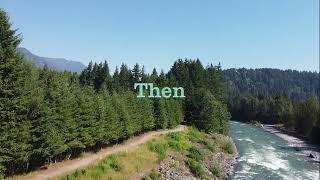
146 131 238 180
262 125 320 163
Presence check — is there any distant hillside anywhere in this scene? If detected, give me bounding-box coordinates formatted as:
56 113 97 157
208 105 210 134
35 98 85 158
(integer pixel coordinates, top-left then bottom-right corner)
17 47 86 73
223 68 319 101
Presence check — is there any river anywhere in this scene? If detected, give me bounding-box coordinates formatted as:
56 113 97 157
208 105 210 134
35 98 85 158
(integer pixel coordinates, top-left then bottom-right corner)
229 121 319 180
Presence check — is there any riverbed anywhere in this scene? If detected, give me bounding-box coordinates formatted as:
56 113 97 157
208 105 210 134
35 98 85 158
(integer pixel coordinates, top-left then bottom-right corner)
229 121 319 180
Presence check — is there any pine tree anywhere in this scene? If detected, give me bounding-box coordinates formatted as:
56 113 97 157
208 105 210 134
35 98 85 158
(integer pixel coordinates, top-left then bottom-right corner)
198 91 230 134
156 70 167 87
72 86 96 148
149 68 158 83
132 63 141 83
33 71 68 164
141 65 148 82
100 90 122 143
111 92 130 138
153 99 168 129
0 9 32 176
119 64 132 91
111 66 121 92
140 98 156 131
100 60 111 91
79 61 93 86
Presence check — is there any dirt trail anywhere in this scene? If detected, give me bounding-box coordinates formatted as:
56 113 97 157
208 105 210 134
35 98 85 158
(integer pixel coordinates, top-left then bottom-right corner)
14 125 186 180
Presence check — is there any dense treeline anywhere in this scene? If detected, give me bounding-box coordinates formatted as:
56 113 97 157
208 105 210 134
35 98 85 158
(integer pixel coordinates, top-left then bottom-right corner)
229 95 320 143
224 68 320 144
0 10 228 178
224 68 319 102
167 60 230 134
79 58 230 135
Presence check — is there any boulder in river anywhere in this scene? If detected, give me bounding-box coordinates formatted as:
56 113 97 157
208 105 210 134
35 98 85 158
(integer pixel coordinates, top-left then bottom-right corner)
309 153 315 158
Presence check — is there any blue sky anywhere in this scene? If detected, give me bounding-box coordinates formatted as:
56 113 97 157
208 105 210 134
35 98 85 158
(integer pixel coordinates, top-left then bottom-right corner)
1 0 319 72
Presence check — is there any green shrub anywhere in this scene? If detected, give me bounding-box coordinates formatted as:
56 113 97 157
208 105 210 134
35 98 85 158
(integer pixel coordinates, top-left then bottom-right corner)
99 163 111 172
149 169 161 180
168 140 183 151
201 139 215 152
187 128 203 142
63 174 75 180
100 155 123 172
187 159 209 180
210 163 223 178
148 142 169 160
222 142 234 154
110 159 123 172
143 169 160 180
63 169 86 180
81 169 87 175
166 132 183 141
188 146 204 161
73 169 82 177
91 168 104 179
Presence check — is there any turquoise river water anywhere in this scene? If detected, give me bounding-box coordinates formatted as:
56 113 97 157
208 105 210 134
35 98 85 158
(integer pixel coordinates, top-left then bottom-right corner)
229 121 319 180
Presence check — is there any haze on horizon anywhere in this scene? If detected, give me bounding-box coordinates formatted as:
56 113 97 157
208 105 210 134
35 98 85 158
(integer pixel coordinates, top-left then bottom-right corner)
0 0 319 72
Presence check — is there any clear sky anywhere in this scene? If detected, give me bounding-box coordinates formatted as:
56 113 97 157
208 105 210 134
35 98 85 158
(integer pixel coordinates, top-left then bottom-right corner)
1 0 319 72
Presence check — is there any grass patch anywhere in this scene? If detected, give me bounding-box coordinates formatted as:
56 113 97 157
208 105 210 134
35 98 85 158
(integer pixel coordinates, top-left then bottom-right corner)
62 154 124 180
166 132 183 141
201 138 216 152
210 162 223 178
107 155 123 172
148 142 169 161
167 140 184 151
211 133 235 155
60 143 159 180
186 159 210 180
165 132 191 152
221 141 234 154
143 169 160 180
187 128 204 142
187 146 204 162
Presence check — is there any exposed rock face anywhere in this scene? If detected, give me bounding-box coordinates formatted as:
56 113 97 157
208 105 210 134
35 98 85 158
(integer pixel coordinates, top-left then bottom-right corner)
213 152 238 178
158 153 197 180
156 136 238 180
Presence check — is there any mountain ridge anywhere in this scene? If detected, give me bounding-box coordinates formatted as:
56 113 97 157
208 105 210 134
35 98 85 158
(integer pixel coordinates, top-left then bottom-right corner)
17 47 86 73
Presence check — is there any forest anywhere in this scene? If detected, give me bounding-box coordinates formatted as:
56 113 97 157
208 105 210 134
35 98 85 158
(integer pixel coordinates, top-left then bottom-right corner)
0 10 229 178
1 7 319 179
224 69 320 144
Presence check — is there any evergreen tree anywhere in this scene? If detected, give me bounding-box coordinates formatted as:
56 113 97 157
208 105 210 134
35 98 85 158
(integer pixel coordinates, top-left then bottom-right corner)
0 10 32 176
119 64 132 91
141 66 148 82
100 90 123 143
149 68 158 83
111 66 121 92
71 86 95 149
79 61 93 86
132 63 141 83
295 98 319 136
100 60 111 91
153 99 169 129
198 91 230 134
156 70 167 87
